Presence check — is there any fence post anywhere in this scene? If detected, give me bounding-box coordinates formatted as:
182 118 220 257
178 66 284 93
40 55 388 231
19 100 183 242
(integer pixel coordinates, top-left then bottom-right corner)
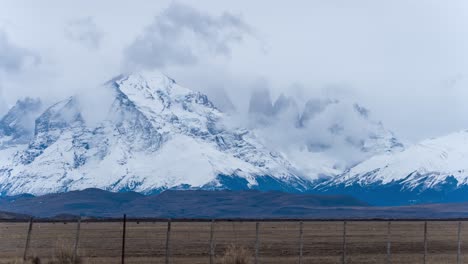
342 221 347 264
386 221 391 264
210 219 215 264
22 217 33 262
423 221 428 264
457 221 462 264
121 214 127 264
299 221 304 264
255 222 260 264
72 217 81 263
165 219 172 264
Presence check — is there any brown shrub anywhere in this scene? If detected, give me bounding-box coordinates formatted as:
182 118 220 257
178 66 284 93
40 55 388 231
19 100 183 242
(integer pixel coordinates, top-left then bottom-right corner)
221 244 251 264
48 245 81 264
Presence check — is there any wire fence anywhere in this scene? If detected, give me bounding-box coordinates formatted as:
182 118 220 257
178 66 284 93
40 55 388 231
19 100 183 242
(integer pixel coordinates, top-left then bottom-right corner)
0 217 467 264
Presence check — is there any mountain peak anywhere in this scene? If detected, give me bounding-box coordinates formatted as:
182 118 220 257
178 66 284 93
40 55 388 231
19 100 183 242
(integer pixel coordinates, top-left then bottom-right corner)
0 71 306 196
248 88 274 116
114 70 184 95
121 69 176 84
273 93 299 116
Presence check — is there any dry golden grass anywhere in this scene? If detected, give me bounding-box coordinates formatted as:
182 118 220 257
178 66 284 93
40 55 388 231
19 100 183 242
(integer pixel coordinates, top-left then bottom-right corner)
6 248 82 264
0 221 466 264
48 245 81 264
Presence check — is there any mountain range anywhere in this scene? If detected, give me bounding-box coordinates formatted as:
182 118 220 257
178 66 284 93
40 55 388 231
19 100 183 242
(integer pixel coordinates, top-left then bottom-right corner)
2 188 468 219
0 70 467 205
0 188 368 218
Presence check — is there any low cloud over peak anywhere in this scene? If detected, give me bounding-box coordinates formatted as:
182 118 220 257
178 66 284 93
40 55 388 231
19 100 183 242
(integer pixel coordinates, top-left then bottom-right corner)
0 31 40 73
123 2 254 70
65 17 103 50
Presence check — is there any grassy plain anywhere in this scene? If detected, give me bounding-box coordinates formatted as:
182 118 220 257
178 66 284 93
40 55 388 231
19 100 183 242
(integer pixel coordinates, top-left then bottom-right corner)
0 221 466 263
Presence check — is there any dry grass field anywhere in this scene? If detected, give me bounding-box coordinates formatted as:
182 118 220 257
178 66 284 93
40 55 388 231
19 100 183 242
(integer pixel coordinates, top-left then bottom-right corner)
0 220 467 263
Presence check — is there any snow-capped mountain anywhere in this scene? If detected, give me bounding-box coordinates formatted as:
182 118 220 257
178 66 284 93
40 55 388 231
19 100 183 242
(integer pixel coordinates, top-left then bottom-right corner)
317 130 468 205
0 70 310 196
247 89 404 181
2 70 464 205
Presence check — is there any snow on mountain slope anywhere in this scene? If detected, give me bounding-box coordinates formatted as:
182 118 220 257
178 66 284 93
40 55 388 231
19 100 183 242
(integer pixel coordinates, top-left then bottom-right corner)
247 91 404 180
327 130 468 189
0 70 307 195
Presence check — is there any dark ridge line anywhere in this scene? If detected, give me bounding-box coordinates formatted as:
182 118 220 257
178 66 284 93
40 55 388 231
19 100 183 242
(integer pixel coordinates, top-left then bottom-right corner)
3 217 468 223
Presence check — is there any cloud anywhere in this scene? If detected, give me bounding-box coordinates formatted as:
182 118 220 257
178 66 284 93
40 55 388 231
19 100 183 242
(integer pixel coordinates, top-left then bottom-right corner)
0 31 41 115
124 2 254 70
65 17 103 50
0 31 40 73
244 85 400 177
76 84 117 128
1 1 467 143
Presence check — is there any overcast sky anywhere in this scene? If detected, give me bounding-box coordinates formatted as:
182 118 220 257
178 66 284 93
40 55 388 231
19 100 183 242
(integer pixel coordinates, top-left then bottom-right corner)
0 0 467 142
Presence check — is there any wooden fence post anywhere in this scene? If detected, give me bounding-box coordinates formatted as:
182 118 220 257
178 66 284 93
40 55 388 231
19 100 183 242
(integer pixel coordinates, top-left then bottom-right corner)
22 217 33 263
423 221 428 264
299 221 304 264
386 221 391 264
165 219 172 264
210 220 215 264
342 221 347 264
255 222 260 264
121 214 127 264
72 217 81 263
457 221 462 264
